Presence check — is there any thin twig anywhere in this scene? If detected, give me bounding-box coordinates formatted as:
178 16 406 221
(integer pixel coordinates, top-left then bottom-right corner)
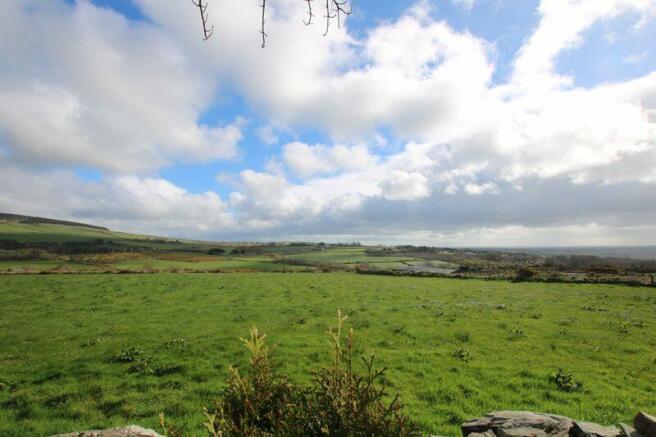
191 0 214 40
304 0 314 26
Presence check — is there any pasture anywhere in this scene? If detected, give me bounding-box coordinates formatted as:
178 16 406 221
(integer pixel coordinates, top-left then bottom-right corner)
1 273 655 436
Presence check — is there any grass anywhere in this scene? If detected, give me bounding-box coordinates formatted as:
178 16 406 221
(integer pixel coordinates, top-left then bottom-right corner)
0 247 427 274
285 248 420 264
0 222 149 243
0 256 309 274
0 273 655 436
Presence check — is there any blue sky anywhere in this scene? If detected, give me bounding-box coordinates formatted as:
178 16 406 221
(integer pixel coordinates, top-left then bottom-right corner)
1 0 656 245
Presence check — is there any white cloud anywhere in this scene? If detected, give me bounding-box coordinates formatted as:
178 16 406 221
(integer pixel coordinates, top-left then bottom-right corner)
0 1 242 173
282 142 377 177
510 0 656 92
464 182 499 195
380 171 430 200
134 0 494 141
0 165 234 235
491 72 656 184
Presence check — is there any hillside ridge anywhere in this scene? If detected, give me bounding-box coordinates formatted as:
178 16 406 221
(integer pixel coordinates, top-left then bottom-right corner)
0 212 109 231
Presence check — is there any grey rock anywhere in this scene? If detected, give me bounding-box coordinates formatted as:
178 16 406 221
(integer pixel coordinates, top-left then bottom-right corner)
619 423 645 437
468 432 496 437
572 421 622 437
497 427 548 437
634 412 656 437
50 425 163 437
461 411 572 436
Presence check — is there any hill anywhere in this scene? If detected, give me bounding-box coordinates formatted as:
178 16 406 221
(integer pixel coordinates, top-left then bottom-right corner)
0 212 156 244
0 212 109 230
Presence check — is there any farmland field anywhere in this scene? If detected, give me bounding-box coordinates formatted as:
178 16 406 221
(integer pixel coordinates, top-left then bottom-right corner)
284 248 419 264
1 273 655 436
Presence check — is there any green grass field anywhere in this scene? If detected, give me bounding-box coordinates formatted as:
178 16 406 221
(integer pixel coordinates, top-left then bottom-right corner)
0 222 148 243
0 247 430 274
285 248 420 264
1 273 654 436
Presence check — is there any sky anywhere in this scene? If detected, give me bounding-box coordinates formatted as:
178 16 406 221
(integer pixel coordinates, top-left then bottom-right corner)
1 0 655 246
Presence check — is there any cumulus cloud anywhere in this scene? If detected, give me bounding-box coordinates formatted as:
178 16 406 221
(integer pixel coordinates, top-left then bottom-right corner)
135 0 495 141
282 142 377 177
380 171 430 201
0 1 242 173
0 165 234 235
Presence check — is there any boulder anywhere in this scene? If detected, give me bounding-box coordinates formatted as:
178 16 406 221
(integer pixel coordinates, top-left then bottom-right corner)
468 432 496 437
571 421 622 437
461 411 573 436
50 425 163 437
497 427 548 436
634 412 656 437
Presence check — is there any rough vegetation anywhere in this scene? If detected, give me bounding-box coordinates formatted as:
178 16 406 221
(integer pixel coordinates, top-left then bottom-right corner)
1 273 655 435
193 312 417 436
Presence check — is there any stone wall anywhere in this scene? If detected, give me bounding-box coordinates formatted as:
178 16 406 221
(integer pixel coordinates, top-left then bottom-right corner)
461 411 656 437
49 410 656 436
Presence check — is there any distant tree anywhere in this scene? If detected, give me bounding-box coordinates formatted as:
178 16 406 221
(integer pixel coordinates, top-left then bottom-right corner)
191 0 353 47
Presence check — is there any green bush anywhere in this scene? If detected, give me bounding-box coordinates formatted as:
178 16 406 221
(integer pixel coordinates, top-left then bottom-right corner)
185 311 418 436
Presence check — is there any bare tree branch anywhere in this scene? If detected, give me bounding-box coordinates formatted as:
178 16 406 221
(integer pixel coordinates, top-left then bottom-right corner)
304 0 314 26
190 0 353 45
260 0 267 48
191 0 214 40
323 0 334 37
332 0 352 29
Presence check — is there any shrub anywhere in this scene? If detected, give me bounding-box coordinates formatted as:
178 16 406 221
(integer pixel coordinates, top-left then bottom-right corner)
514 267 536 282
199 310 418 436
548 369 581 392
